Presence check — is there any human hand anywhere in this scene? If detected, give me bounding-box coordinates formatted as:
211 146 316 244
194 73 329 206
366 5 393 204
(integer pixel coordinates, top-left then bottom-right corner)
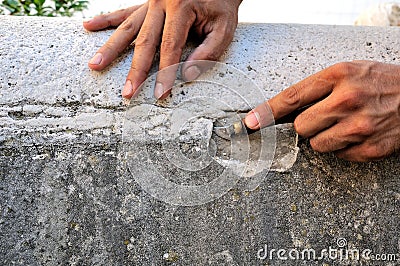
245 61 400 162
83 0 242 100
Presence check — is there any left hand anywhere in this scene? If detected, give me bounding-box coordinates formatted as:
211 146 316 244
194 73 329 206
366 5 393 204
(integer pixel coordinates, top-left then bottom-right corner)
245 60 400 162
83 0 242 100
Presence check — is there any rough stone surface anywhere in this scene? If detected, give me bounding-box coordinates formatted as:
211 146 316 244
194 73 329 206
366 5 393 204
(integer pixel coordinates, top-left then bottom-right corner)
0 16 399 265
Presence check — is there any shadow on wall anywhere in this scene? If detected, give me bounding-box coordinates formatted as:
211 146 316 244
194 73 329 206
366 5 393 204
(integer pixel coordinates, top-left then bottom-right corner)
355 2 400 26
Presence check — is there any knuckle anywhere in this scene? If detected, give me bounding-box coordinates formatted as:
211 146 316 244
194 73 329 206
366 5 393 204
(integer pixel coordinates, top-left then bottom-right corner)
96 15 112 28
160 38 182 54
148 0 165 9
168 0 185 8
330 61 355 78
148 0 161 5
114 8 129 17
118 19 136 33
349 119 374 137
336 90 365 110
281 86 302 108
135 34 156 48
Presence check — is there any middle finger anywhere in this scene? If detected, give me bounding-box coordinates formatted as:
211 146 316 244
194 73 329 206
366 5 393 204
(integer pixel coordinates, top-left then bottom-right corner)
123 3 166 98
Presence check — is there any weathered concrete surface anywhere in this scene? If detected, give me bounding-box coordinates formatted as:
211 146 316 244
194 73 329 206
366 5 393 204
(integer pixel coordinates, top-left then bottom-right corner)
0 16 399 265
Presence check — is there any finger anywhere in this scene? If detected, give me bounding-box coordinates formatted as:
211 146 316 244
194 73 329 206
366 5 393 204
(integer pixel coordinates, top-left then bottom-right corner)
88 5 148 71
335 143 386 162
245 68 335 129
154 7 196 99
83 5 144 31
181 19 238 82
244 102 274 130
335 133 399 162
308 121 362 153
122 4 165 99
269 71 335 120
294 95 340 137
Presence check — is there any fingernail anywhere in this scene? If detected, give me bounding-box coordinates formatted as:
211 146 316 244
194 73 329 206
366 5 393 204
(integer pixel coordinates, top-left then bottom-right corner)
245 112 260 129
83 17 92 23
154 82 165 99
184 65 201 81
122 80 133 98
89 53 103 65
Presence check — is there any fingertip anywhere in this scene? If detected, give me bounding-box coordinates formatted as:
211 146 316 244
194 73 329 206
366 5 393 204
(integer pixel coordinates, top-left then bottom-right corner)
88 63 104 71
82 22 89 30
89 53 103 65
122 80 134 99
87 62 103 71
154 82 165 99
157 90 172 100
181 60 216 82
245 111 260 130
182 65 201 81
155 63 179 99
88 52 108 71
82 16 112 32
154 82 173 100
82 18 91 29
82 19 99 31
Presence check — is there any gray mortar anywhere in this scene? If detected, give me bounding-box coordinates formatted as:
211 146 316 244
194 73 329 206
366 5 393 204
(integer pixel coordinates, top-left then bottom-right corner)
0 16 399 265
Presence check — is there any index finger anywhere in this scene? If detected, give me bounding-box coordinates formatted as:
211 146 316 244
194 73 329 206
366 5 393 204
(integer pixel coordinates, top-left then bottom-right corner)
245 66 337 129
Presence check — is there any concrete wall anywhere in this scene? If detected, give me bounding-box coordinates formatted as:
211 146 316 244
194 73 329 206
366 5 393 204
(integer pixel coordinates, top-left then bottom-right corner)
0 16 399 265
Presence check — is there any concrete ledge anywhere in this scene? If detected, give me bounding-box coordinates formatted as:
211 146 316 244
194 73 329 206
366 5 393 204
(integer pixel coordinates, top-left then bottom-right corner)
0 16 399 265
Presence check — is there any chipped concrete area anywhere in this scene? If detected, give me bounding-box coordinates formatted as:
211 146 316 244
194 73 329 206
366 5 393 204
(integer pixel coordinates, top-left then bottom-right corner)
0 16 399 265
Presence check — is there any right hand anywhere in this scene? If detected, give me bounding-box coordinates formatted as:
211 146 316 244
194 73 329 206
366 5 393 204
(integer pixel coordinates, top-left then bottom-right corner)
245 61 400 162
